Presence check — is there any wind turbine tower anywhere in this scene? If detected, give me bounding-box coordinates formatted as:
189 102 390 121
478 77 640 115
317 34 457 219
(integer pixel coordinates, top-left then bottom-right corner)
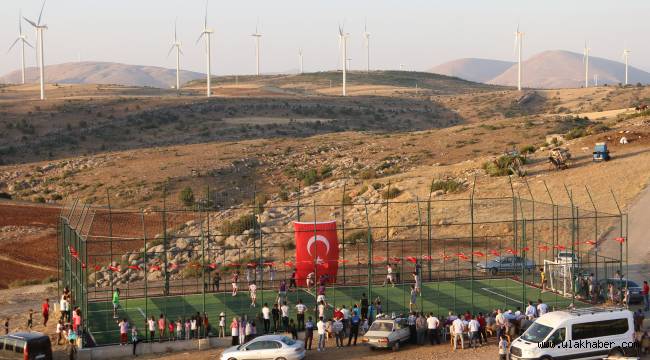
8 10 34 85
251 24 262 76
24 0 48 100
197 0 214 97
338 25 349 96
583 42 590 88
514 26 524 91
623 49 631 85
298 48 303 74
363 21 370 73
168 19 183 91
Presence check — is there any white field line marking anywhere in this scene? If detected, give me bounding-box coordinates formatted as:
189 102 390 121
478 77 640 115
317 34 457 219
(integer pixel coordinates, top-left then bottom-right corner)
137 307 146 319
480 287 523 305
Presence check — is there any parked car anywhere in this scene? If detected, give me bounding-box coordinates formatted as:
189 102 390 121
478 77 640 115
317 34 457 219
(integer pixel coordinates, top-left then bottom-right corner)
361 317 410 351
0 332 52 360
220 335 305 360
598 278 643 304
476 255 535 276
556 251 580 265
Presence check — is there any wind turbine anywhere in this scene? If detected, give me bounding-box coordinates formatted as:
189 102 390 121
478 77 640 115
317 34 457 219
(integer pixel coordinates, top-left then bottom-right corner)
514 25 524 91
363 20 370 73
298 48 303 74
622 49 631 85
338 24 349 96
197 0 213 97
168 19 183 91
24 0 48 100
7 10 34 85
583 42 590 88
251 23 262 76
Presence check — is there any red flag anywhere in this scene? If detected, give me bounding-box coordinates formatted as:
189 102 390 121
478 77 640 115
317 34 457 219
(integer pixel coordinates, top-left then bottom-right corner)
522 247 529 252
128 265 141 271
337 259 349 263
150 265 161 271
263 262 275 266
208 263 218 269
421 255 432 261
505 248 517 255
490 250 500 257
109 265 120 272
584 240 596 246
247 262 257 268
553 245 566 250
169 263 178 270
406 256 418 264
284 261 294 268
455 253 469 260
615 237 625 244
294 221 339 286
94 265 101 271
373 256 386 262
441 254 451 261
473 251 485 257
538 245 549 251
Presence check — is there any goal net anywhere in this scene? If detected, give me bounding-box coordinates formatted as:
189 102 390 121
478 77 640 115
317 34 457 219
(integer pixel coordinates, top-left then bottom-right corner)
543 260 574 298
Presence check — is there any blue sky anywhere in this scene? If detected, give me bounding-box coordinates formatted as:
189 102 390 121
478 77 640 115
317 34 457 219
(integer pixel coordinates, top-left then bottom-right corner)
1 0 648 76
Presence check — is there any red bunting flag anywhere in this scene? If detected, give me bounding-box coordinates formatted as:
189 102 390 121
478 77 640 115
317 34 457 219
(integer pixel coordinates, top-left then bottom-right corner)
373 256 386 262
109 265 120 272
455 253 469 260
421 255 432 261
208 263 218 269
584 240 596 246
553 245 566 250
150 265 161 271
615 237 625 244
169 263 178 270
94 265 101 271
68 246 79 259
337 259 349 263
538 245 549 251
284 261 294 268
490 250 500 257
505 248 517 255
128 265 141 271
263 262 275 266
522 247 529 252
82 263 86 269
473 251 485 257
441 254 451 261
247 262 257 268
390 257 402 263
406 256 418 264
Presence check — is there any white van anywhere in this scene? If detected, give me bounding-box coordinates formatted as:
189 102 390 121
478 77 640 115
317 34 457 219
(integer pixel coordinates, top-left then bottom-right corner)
510 307 637 360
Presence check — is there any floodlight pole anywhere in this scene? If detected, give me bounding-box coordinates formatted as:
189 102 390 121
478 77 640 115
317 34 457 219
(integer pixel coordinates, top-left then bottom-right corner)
341 181 347 284
416 196 424 310
563 184 576 304
141 210 148 325
542 181 557 259
508 176 517 251
427 180 433 281
470 176 476 313
363 201 373 302
610 189 624 278
524 178 536 273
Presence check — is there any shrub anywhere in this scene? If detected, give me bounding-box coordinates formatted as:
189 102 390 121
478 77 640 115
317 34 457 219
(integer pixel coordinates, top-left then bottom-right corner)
345 229 370 245
520 145 537 155
430 179 465 193
181 260 202 278
358 168 377 180
483 154 526 177
382 187 402 199
220 214 258 236
179 187 195 207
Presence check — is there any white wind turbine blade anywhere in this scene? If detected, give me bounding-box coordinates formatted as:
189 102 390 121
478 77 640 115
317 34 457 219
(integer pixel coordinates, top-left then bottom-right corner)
196 32 205 45
37 0 46 25
23 17 38 28
174 18 178 42
204 0 209 29
167 44 176 57
23 39 34 49
19 10 23 35
7 38 21 53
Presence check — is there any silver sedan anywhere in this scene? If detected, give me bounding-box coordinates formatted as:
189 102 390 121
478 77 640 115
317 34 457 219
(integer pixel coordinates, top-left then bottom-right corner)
220 335 306 360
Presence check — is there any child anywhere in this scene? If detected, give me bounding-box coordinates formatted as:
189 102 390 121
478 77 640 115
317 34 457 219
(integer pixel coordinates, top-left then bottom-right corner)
175 319 182 340
148 316 156 342
56 319 64 345
184 318 190 341
232 272 239 296
190 316 197 339
498 335 509 360
131 325 140 356
219 312 226 337
249 282 257 307
168 320 175 341
118 318 129 346
27 309 33 329
157 314 165 342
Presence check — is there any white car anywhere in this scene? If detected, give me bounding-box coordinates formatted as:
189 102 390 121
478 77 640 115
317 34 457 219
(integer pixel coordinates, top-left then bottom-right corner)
220 335 305 360
361 317 410 351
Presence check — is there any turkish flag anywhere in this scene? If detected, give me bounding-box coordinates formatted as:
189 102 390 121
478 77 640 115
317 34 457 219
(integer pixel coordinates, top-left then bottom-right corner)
294 221 339 286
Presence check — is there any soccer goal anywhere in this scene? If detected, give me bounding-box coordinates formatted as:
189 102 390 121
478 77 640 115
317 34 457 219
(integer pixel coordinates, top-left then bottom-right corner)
544 259 574 298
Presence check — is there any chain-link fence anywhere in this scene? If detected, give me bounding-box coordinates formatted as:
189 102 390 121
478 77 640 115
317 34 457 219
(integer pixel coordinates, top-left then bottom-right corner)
58 180 628 346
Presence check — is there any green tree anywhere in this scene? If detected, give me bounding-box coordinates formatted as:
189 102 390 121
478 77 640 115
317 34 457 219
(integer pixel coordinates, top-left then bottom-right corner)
180 187 195 207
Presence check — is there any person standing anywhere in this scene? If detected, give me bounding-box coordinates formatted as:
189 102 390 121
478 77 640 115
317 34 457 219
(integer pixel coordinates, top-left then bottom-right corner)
230 318 239 346
219 312 226 337
289 269 298 291
249 282 257 307
641 280 650 312
451 315 465 350
536 299 549 316
348 312 360 346
495 309 506 341
277 280 287 307
407 312 417 344
175 319 182 340
262 303 271 333
269 265 276 287
468 315 480 348
360 293 369 320
281 302 290 331
525 301 537 319
304 317 314 350
477 312 487 345
213 271 221 292
131 325 140 356
42 298 50 326
118 318 129 346
427 313 440 345
540 267 547 292
383 264 395 287
158 314 166 342
147 316 156 342
112 288 120 319
415 313 427 345
317 317 326 352
231 271 239 297
272 304 280 332
498 335 509 360
295 299 307 331
409 285 418 312
190 316 197 339
333 317 344 348
288 319 298 340
60 295 70 323
56 320 64 345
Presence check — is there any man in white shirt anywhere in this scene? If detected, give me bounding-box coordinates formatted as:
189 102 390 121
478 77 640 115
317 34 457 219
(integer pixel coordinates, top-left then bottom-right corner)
495 309 506 340
525 301 537 319
426 313 440 345
261 303 271 334
341 305 350 335
537 299 549 316
280 302 290 331
295 299 307 331
451 315 465 350
316 317 326 352
383 264 395 287
468 316 481 348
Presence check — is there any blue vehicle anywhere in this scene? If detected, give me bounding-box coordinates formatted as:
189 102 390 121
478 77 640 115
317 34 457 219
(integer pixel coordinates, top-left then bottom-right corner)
593 142 610 162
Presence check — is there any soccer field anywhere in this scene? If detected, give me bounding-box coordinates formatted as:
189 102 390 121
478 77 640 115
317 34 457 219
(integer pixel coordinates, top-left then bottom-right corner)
87 278 579 346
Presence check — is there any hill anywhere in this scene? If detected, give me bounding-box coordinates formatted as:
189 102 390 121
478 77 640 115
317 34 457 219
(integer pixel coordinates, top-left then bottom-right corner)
488 50 650 88
429 58 515 83
0 61 205 89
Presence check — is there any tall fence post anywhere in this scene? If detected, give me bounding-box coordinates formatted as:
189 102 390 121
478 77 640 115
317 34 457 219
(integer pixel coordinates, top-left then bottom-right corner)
564 184 576 304
610 189 624 277
542 181 557 260
363 201 373 302
341 181 347 284
427 181 433 281
584 186 598 281
140 210 148 327
470 177 476 313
